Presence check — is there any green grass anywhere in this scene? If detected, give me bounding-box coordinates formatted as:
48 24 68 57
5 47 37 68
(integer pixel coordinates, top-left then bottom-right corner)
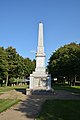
37 100 80 120
52 84 80 94
0 84 28 94
0 85 26 112
0 87 13 93
0 99 20 113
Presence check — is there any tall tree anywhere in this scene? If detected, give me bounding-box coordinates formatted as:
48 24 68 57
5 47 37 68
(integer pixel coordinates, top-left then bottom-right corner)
23 58 35 78
48 43 80 85
0 46 36 86
5 46 19 79
0 47 8 86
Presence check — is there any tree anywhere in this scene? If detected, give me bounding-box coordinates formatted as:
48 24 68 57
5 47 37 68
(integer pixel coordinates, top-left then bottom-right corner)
5 46 21 85
0 46 36 86
0 47 8 86
48 43 80 86
15 55 24 78
23 58 35 78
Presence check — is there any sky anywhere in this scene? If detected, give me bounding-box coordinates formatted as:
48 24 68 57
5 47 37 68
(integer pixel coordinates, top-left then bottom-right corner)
0 0 80 65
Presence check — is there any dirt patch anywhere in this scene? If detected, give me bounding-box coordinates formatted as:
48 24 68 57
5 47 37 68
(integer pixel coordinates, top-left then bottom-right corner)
0 90 27 100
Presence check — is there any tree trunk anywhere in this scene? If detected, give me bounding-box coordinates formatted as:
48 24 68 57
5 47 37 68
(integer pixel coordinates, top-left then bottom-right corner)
1 80 3 87
70 77 73 86
6 74 8 86
74 75 76 86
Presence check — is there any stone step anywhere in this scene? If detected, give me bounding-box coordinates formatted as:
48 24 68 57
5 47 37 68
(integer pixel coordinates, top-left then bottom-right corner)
31 89 54 95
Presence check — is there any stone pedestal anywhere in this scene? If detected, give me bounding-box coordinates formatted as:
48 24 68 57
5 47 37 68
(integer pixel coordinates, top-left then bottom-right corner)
30 72 51 90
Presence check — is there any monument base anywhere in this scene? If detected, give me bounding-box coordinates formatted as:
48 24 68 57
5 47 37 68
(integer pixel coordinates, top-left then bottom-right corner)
29 71 51 90
26 88 54 95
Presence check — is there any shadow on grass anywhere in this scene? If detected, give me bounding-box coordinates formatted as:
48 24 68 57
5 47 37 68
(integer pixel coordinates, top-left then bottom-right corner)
14 95 44 119
15 88 26 95
52 83 80 94
13 89 80 119
37 100 80 120
0 85 80 119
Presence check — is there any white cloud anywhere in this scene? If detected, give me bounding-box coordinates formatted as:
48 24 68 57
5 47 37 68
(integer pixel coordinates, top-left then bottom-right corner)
30 50 36 53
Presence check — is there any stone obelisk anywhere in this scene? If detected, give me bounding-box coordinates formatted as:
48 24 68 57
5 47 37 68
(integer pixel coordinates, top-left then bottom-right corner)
36 22 45 73
30 22 51 90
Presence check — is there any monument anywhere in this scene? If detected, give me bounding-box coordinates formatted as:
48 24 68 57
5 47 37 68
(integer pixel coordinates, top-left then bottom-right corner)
30 22 51 90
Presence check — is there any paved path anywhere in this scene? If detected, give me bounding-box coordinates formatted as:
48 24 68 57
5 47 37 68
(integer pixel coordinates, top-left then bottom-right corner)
0 90 80 120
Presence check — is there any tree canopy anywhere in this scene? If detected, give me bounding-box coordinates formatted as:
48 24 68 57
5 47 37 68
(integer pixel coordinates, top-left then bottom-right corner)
0 46 35 86
48 43 80 85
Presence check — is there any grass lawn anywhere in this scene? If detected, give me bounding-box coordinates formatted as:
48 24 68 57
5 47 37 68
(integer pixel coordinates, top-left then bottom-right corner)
0 99 20 113
52 84 80 94
0 84 27 94
0 85 25 112
37 100 80 120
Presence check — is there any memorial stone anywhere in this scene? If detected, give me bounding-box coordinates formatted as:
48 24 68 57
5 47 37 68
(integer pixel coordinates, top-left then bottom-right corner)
30 22 51 90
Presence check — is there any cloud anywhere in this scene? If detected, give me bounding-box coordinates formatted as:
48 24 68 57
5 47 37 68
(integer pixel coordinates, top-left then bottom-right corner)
30 50 36 53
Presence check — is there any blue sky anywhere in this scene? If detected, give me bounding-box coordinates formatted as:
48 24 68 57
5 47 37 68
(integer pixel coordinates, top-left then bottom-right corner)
0 0 80 65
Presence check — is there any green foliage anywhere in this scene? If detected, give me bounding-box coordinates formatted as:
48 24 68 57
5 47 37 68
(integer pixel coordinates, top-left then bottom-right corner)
0 46 35 86
0 47 8 86
6 46 21 78
9 77 23 83
48 43 80 85
23 58 35 77
9 77 16 83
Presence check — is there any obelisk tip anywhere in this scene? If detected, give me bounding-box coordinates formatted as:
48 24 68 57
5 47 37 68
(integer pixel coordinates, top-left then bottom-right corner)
40 21 42 24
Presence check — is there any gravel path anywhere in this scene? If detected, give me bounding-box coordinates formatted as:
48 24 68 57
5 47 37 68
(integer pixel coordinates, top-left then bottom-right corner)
0 90 80 120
